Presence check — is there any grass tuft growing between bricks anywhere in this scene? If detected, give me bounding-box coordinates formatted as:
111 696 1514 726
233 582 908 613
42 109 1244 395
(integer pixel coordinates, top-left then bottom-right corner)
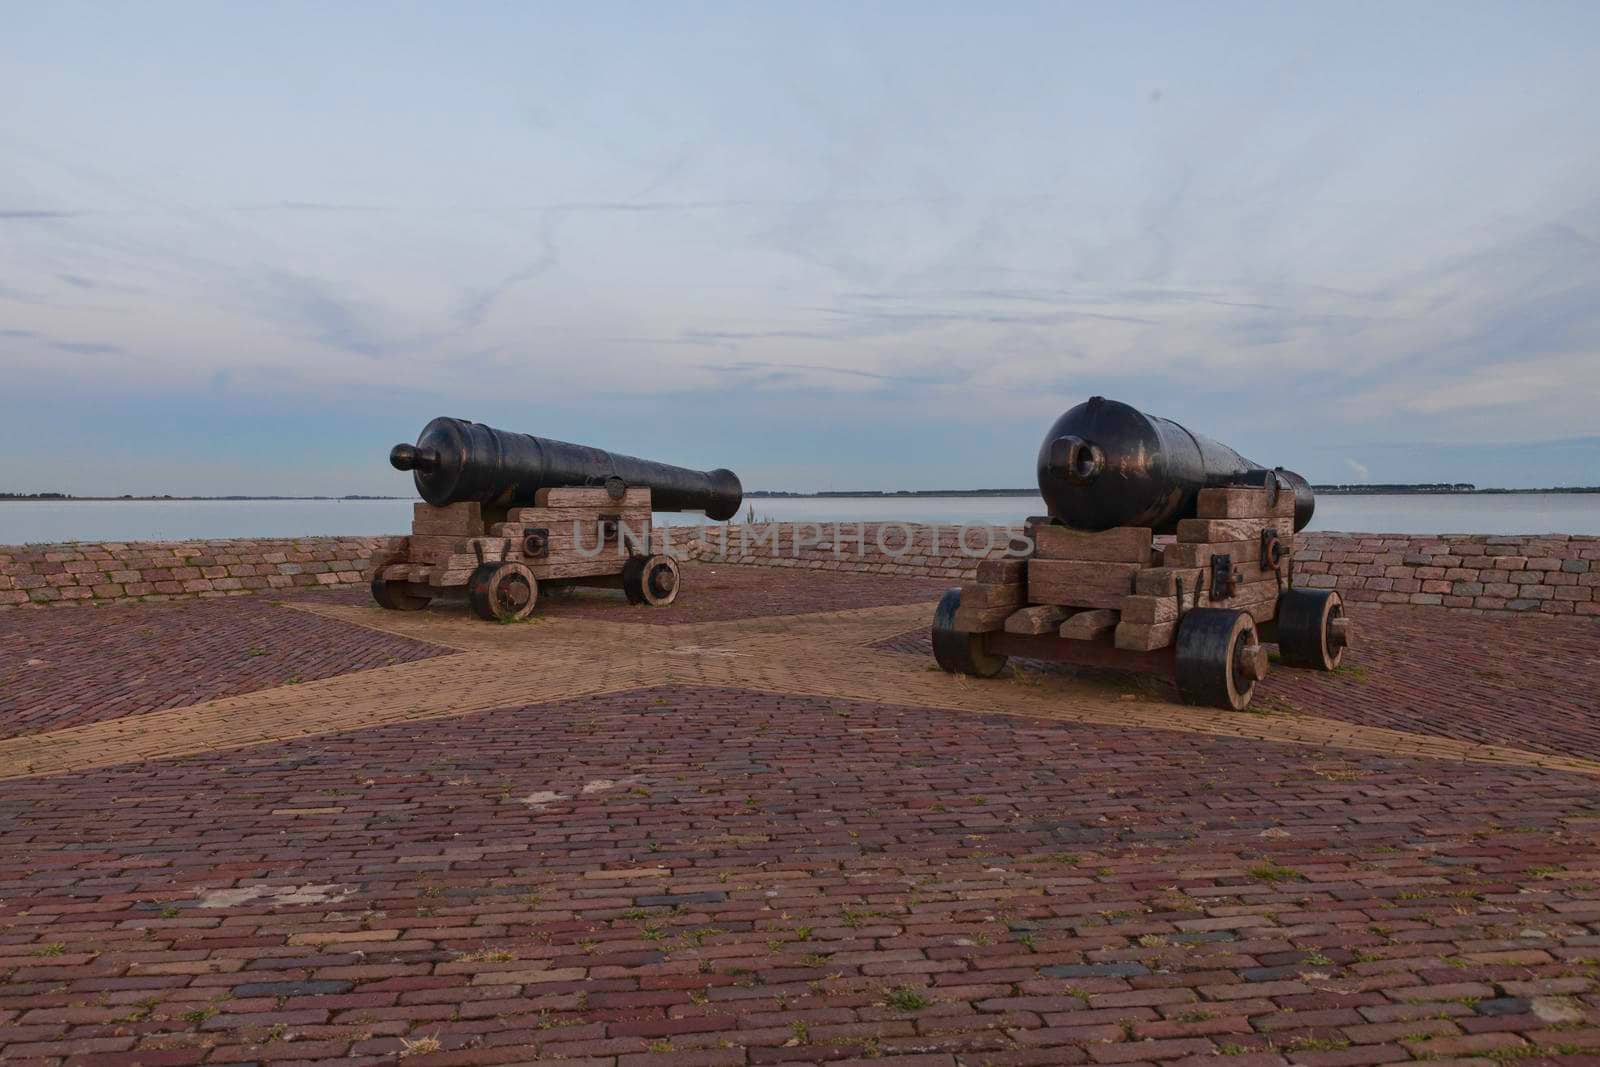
399 1033 442 1057
1248 858 1303 882
881 986 931 1012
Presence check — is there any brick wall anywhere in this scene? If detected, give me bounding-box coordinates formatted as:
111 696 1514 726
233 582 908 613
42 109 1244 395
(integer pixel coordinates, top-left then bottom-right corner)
1292 532 1599 616
3 527 1597 617
0 536 401 608
673 524 1600 618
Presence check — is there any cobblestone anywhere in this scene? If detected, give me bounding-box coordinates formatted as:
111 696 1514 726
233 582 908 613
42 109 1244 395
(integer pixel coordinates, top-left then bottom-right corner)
1 564 1597 1063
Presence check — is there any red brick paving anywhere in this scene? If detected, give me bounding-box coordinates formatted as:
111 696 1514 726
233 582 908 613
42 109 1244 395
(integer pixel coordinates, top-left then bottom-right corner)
4 686 1600 1064
302 562 952 624
0 598 450 739
876 604 1600 763
1265 605 1600 761
4 568 1600 1064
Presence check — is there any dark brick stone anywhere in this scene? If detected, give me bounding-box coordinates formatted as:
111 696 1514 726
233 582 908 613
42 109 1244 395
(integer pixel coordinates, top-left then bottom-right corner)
1474 997 1531 1016
634 891 728 906
1042 963 1150 978
231 980 354 997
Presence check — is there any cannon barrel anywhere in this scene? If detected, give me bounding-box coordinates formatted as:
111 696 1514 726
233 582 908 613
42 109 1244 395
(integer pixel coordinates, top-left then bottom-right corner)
1036 397 1314 534
390 417 743 521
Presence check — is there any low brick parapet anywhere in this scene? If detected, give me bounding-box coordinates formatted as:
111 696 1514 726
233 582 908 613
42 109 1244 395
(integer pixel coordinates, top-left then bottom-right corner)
2 526 1596 616
0 535 402 608
672 524 1599 618
1292 531 1599 615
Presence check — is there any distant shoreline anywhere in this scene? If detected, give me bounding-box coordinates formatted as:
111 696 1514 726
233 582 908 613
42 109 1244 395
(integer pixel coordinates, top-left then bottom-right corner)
746 487 1600 498
4 486 1600 502
0 496 408 502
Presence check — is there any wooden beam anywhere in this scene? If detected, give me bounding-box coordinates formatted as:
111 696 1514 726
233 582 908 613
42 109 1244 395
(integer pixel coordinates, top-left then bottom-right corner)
1136 557 1282 596
1027 560 1142 609
1114 620 1177 652
976 556 1028 585
959 583 1025 611
1003 604 1072 635
535 487 652 509
411 501 483 534
1175 517 1294 545
952 605 1013 632
1120 579 1279 625
1162 535 1294 570
1060 608 1119 641
1026 523 1153 563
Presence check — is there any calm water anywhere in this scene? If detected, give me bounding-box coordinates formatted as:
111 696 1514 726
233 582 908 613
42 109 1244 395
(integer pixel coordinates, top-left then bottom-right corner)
2 493 1598 545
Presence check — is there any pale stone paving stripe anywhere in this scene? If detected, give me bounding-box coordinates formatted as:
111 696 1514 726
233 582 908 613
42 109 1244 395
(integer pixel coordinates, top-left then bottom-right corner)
2 600 1597 781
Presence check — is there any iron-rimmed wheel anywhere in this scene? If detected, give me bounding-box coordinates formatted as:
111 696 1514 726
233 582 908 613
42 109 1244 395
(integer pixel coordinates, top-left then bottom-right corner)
1175 608 1266 710
467 562 538 622
370 555 431 612
623 554 680 607
1276 588 1349 670
931 588 1009 678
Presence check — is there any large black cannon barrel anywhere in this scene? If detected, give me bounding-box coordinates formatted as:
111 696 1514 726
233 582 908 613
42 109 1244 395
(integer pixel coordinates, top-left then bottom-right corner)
1036 397 1314 534
390 417 743 520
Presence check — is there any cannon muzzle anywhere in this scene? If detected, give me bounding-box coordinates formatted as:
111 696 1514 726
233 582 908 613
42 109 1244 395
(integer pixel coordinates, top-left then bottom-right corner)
1036 397 1314 534
392 417 743 521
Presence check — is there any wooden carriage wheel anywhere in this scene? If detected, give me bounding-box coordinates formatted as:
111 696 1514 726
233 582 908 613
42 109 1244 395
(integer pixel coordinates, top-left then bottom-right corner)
1175 608 1267 710
370 553 431 612
930 588 1010 678
467 562 539 622
1276 588 1349 670
623 554 680 607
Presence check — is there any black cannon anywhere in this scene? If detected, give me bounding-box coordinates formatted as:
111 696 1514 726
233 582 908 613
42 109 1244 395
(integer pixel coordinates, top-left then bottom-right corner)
374 418 742 622
390 417 743 520
931 396 1350 711
1037 397 1314 534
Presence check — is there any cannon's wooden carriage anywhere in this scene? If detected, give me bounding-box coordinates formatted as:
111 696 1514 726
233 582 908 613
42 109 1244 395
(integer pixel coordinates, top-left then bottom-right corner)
933 482 1351 710
371 487 684 622
373 417 740 622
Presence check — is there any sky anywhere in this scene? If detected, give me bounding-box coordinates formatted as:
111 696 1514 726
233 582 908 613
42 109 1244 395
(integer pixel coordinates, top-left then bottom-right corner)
2 1 1599 496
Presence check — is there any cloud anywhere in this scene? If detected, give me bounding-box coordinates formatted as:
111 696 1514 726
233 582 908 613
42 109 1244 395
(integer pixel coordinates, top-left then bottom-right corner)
5 2 1600 492
0 209 90 220
1344 458 1370 482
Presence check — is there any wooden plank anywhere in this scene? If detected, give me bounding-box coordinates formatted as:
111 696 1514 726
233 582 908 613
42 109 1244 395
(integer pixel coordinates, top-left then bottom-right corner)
1002 604 1072 635
1115 620 1177 652
535 486 652 509
1027 523 1153 563
527 558 632 580
953 605 1013 632
1162 535 1295 570
1196 485 1296 520
502 506 651 527
1196 486 1270 519
429 553 480 586
976 556 1028 585
1027 560 1142 609
1115 594 1280 645
408 534 516 565
1120 579 1279 625
403 533 469 564
1136 557 1283 595
959 583 1025 611
411 502 484 535
1176 517 1294 545
490 520 652 559
1060 608 1118 641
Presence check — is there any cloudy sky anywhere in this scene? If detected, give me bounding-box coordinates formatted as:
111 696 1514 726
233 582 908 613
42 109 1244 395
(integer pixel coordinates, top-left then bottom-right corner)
3 1 1598 496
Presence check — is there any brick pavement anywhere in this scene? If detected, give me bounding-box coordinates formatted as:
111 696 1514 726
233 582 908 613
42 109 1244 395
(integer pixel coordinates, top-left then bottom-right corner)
295 565 952 626
2 567 1599 1064
874 605 1600 764
0 597 450 739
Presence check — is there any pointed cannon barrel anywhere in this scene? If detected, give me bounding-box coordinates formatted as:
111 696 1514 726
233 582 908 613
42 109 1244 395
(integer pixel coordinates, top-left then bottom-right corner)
391 417 743 520
1036 397 1314 534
